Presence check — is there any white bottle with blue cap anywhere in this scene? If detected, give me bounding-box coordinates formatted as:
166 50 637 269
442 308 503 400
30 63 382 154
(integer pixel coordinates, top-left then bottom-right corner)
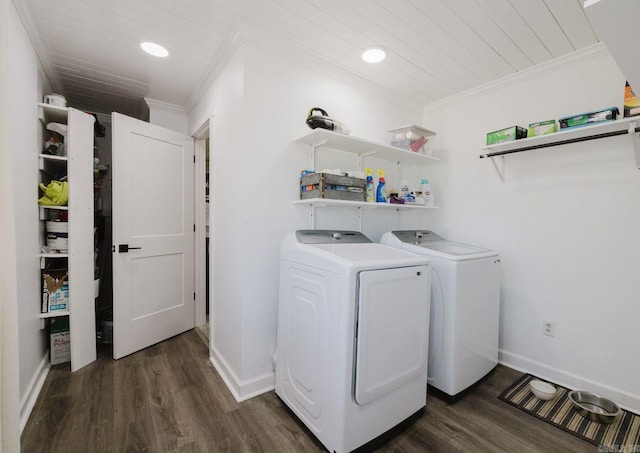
420 178 434 207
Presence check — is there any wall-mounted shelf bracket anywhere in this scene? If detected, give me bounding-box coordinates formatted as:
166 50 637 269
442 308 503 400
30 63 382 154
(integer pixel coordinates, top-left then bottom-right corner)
357 151 377 172
490 156 506 183
629 121 640 169
309 204 316 229
309 139 328 171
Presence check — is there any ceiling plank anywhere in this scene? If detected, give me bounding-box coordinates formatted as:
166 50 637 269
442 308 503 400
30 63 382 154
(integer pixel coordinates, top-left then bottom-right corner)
439 0 533 71
508 0 574 58
474 0 553 65
544 0 598 50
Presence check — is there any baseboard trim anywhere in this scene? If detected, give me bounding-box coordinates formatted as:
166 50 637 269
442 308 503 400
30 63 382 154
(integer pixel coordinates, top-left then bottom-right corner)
19 353 50 433
209 346 274 403
499 349 640 415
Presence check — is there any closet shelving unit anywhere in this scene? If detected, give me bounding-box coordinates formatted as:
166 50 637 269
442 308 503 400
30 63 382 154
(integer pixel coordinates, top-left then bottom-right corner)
294 129 438 228
480 116 640 182
38 103 97 371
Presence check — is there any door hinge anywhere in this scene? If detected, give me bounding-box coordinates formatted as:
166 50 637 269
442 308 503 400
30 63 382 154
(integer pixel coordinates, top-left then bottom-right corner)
193 155 196 163
193 292 196 300
193 224 196 232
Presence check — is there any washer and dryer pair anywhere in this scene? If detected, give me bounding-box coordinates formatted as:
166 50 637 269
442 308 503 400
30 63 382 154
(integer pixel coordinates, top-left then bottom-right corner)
275 229 500 453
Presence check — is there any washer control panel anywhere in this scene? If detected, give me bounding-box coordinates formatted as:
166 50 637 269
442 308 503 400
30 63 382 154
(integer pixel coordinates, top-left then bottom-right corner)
296 230 372 244
391 230 444 244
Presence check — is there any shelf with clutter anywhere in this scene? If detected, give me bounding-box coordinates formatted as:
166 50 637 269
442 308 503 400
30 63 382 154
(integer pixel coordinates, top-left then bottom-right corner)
480 106 640 182
36 97 97 371
295 125 438 229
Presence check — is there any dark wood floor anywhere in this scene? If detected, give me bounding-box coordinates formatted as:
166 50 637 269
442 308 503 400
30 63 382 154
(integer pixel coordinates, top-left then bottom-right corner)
21 330 594 452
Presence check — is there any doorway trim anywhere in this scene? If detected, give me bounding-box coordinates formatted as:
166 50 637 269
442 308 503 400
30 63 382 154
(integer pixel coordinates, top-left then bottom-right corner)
193 119 210 330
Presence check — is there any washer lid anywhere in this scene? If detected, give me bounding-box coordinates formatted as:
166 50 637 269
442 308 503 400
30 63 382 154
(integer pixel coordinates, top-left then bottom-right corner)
388 230 496 258
418 240 489 256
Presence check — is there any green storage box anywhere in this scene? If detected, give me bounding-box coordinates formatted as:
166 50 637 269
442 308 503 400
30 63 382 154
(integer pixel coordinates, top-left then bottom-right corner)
486 126 528 145
528 120 558 137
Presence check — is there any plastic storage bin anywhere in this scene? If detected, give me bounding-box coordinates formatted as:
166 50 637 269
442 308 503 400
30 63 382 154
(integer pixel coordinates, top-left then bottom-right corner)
389 124 436 155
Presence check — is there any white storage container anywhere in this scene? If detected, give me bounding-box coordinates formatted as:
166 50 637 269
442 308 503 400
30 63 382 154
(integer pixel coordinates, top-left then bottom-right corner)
389 124 436 155
46 220 68 251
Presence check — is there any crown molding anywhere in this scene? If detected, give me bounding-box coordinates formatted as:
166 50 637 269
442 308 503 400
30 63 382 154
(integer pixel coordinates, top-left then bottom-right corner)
184 23 248 115
11 0 63 93
424 43 610 113
144 97 186 115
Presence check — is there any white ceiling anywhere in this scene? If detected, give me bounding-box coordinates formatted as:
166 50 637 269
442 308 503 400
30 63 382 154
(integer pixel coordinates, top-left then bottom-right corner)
15 0 599 118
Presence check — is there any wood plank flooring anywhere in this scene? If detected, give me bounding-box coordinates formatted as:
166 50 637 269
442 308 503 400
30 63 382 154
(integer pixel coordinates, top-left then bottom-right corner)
21 330 594 452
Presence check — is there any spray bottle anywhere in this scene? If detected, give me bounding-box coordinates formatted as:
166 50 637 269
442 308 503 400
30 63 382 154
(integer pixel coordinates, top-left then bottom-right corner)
420 178 434 207
376 169 388 203
365 167 375 202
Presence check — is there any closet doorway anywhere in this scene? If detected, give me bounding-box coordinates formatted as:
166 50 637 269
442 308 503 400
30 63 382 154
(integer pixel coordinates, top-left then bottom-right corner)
193 119 211 346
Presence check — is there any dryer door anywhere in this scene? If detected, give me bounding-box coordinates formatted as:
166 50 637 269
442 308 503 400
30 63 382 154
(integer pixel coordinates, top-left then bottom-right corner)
354 265 430 405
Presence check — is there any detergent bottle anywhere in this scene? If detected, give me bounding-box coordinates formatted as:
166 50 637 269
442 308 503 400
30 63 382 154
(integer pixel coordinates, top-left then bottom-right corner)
376 169 388 203
365 167 375 202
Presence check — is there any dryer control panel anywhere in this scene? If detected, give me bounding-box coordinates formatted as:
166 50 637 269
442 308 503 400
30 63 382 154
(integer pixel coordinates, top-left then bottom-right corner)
391 230 443 244
295 230 372 244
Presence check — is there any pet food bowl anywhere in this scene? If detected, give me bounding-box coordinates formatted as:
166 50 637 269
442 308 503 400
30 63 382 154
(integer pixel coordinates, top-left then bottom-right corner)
529 380 557 400
568 390 622 424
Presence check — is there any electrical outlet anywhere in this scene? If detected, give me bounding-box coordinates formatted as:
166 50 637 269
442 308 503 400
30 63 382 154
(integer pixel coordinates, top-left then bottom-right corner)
543 320 555 337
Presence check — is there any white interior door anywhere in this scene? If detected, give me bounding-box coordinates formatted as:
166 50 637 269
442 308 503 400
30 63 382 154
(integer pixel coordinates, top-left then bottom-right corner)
112 113 195 359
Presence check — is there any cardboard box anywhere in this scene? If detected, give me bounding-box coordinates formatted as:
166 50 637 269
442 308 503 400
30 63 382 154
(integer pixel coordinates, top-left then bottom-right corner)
50 316 70 365
486 126 527 145
559 107 619 129
300 172 366 202
42 268 69 313
528 120 557 137
624 82 640 118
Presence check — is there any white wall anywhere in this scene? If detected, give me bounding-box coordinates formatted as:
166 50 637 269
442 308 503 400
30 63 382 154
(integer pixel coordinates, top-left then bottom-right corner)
423 45 640 412
1 0 21 449
7 1 51 425
188 43 434 400
145 98 188 135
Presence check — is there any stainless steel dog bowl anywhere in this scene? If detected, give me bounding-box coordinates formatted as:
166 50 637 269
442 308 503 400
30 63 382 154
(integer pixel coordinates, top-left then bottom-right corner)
568 390 622 424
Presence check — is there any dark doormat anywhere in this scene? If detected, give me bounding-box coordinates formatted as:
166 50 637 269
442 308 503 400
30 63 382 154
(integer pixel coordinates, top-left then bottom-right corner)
498 373 640 451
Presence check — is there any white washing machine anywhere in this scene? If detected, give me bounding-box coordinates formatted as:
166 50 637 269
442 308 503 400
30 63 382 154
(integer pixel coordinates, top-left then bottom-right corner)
380 230 501 402
276 230 431 453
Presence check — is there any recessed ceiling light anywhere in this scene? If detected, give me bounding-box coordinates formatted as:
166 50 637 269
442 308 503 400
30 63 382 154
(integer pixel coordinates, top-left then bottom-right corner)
362 47 386 63
141 42 169 58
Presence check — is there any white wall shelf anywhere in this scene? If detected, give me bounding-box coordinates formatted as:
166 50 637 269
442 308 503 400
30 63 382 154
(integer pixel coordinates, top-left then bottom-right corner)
296 129 437 171
38 103 68 124
39 205 68 221
39 153 67 161
295 129 438 229
293 198 437 210
39 310 70 319
480 117 640 182
37 105 96 372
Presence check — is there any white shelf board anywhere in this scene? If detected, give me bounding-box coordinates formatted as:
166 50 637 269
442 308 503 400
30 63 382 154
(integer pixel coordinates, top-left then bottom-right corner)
40 205 69 210
39 153 68 162
39 311 70 319
296 129 438 165
39 205 69 220
293 198 438 210
480 117 639 157
37 103 68 124
40 253 69 258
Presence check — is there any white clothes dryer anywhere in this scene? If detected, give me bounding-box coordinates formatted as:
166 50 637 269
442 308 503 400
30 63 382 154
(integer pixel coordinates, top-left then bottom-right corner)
380 230 501 403
276 230 431 453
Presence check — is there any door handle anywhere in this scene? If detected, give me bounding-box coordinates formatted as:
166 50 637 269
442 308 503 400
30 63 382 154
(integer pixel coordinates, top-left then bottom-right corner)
118 244 142 253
